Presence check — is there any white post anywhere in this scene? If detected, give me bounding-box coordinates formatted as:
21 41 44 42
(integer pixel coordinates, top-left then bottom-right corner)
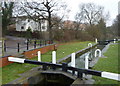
71 53 75 67
95 38 98 43
95 49 102 57
38 51 41 62
52 51 56 64
85 54 89 69
114 39 116 43
88 43 92 47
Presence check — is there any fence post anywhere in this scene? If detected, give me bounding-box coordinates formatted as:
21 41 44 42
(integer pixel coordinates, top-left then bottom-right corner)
4 42 6 52
45 40 47 46
18 43 20 52
52 51 56 64
38 51 41 62
27 42 29 50
40 40 41 46
62 63 68 72
71 53 75 67
34 41 36 49
95 49 102 57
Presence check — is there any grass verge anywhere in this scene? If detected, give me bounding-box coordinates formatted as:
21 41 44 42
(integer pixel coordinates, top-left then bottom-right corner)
93 44 119 85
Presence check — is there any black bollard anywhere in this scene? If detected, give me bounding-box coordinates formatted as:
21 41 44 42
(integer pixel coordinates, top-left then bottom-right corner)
62 63 68 72
77 70 83 79
4 42 6 52
34 41 36 49
18 43 20 52
27 42 29 50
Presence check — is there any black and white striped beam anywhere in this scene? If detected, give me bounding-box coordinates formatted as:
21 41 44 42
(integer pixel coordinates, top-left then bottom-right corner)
8 57 120 81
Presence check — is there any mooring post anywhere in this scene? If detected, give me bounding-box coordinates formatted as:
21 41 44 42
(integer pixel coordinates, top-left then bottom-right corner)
95 49 102 57
114 39 116 43
88 43 92 47
62 63 68 72
85 54 89 69
52 51 56 64
38 51 41 62
71 53 75 67
95 38 98 43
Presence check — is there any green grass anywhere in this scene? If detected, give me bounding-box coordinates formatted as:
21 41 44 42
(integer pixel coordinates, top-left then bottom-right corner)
31 41 95 62
2 41 94 84
93 44 119 85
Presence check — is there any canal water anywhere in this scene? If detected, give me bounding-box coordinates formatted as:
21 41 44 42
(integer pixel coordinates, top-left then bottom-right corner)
68 45 105 69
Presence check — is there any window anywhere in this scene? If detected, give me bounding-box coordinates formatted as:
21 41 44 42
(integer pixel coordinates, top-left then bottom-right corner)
41 20 45 23
28 19 30 22
21 26 24 29
42 26 45 30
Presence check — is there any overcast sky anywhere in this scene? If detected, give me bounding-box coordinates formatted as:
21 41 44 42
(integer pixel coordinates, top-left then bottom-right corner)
63 0 119 26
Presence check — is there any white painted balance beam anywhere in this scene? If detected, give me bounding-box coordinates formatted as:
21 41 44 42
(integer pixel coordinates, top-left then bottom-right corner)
102 72 120 81
8 57 25 63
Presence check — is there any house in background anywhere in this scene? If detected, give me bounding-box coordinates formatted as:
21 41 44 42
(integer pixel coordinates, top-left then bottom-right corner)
15 16 48 32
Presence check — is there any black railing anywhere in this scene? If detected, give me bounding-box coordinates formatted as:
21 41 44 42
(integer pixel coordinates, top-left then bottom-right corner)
3 40 54 53
98 39 118 45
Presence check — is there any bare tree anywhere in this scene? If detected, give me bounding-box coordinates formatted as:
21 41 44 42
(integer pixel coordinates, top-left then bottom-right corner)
75 3 109 40
76 3 105 26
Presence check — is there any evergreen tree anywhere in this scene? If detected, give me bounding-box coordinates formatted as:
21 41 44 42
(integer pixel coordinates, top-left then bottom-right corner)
2 2 14 36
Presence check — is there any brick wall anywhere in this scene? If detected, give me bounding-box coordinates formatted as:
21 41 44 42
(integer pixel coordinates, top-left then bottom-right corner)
0 55 14 67
0 44 55 67
22 44 55 58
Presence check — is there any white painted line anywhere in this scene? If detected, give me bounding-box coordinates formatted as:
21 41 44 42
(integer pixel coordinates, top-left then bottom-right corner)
38 51 41 62
8 57 25 63
71 53 75 67
102 72 120 81
52 51 56 64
